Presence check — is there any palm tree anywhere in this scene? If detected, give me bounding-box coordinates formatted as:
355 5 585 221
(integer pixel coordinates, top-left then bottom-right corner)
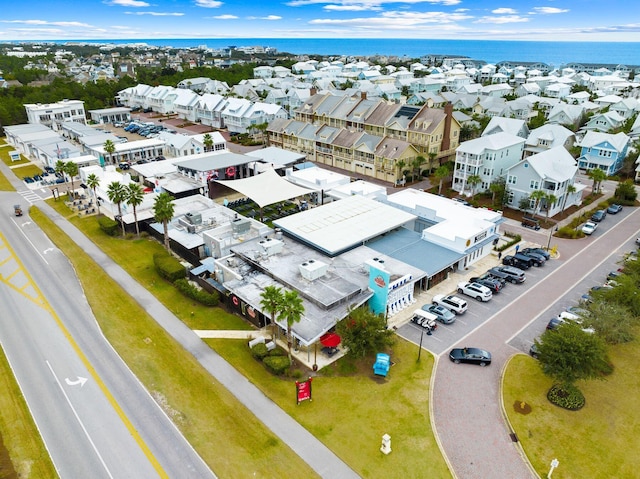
259 285 283 341
466 174 481 197
529 189 547 217
544 192 558 220
434 165 450 195
64 161 79 199
279 289 305 363
489 178 506 206
587 168 607 194
86 173 101 214
107 181 127 235
103 139 116 166
55 160 67 193
126 183 145 237
561 183 577 216
411 156 426 180
153 192 175 251
395 159 406 186
202 133 214 152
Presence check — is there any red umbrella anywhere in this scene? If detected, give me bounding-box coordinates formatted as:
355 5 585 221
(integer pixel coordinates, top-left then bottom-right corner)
320 333 341 348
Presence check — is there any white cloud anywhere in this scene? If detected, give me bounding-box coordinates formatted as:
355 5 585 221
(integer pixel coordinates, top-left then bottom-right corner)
492 8 517 14
310 10 473 29
104 0 150 7
531 7 569 14
475 15 529 24
213 14 238 19
247 15 282 20
1 19 95 28
324 4 383 10
195 0 223 8
288 0 460 7
124 11 184 16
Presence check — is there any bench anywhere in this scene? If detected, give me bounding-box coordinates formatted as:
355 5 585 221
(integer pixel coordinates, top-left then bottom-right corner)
248 337 265 348
265 341 276 351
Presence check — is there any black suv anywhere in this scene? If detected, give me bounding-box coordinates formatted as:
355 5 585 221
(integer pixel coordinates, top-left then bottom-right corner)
471 272 507 288
488 266 526 284
517 251 546 266
520 247 550 260
469 276 503 293
502 255 532 270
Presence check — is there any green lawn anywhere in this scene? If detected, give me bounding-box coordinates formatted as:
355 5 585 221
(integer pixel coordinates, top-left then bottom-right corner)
208 339 452 478
29 206 316 479
504 347 640 478
0 346 58 478
0 171 15 191
11 164 43 179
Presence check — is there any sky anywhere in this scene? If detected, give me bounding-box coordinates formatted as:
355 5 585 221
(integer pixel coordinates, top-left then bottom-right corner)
1 0 640 42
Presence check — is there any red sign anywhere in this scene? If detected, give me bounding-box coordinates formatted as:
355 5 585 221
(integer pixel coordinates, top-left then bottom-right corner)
296 378 313 404
374 275 386 288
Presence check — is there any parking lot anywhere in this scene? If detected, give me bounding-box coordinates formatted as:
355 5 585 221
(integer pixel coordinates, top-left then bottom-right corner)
395 206 639 358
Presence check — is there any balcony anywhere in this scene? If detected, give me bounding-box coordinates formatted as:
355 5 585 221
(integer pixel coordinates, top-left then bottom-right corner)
455 154 483 167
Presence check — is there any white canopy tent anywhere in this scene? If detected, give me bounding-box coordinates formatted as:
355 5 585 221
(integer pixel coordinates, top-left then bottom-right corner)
213 167 315 208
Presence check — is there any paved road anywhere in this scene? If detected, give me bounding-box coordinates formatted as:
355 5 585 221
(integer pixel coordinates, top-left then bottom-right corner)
431 207 640 478
1 163 216 478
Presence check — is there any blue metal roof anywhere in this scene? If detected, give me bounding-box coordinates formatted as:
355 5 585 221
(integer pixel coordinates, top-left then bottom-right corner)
365 228 463 277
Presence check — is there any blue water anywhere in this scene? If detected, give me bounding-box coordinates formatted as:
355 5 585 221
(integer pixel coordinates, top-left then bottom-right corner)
57 38 640 67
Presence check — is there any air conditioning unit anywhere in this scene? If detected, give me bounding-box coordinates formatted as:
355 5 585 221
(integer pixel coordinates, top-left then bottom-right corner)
299 259 328 281
187 224 196 234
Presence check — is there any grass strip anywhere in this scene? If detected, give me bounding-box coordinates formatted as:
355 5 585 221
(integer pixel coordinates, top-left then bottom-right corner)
30 206 315 478
0 345 58 478
504 346 640 478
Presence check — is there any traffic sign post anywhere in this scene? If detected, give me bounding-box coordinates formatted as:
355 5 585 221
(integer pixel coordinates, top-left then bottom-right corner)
547 458 559 478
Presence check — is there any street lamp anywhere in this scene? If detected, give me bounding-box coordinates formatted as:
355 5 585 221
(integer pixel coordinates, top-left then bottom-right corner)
417 328 424 362
547 226 558 250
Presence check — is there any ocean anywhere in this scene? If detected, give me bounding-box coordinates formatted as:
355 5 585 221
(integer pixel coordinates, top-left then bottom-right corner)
68 38 640 68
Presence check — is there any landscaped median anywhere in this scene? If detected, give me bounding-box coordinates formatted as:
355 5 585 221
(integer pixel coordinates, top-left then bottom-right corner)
503 346 640 478
33 200 452 478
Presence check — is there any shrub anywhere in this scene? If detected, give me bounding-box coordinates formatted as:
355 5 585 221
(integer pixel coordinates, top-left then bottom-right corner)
555 225 584 239
547 383 585 410
153 252 186 282
263 356 291 375
250 343 269 360
98 216 120 236
174 278 219 306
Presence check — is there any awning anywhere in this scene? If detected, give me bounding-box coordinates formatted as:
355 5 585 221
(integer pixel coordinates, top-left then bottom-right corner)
320 333 341 348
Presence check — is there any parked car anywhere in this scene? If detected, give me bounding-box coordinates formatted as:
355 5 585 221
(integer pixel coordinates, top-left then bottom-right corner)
529 343 539 359
431 294 468 315
546 317 565 331
502 255 532 270
581 221 598 235
422 304 456 324
607 270 623 280
517 251 546 266
449 347 492 366
457 281 493 302
520 247 551 260
607 204 623 214
118 162 131 170
591 209 607 222
468 276 503 293
471 272 507 288
521 215 540 230
488 266 526 284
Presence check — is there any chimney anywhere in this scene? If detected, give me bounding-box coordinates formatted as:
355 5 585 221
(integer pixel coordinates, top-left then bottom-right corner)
310 87 317 96
441 102 453 152
361 91 367 100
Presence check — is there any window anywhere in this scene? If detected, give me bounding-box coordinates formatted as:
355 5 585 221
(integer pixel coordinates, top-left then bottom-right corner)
507 191 514 204
507 175 517 185
530 180 539 189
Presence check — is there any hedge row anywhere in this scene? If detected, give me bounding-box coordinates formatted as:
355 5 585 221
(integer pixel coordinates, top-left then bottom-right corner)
250 343 290 375
153 252 186 282
174 278 219 306
98 216 120 236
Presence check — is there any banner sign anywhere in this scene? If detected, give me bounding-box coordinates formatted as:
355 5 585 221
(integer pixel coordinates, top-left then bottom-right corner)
296 378 313 405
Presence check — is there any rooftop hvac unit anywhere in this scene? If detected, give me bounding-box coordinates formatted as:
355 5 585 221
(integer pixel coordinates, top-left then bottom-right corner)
187 224 196 234
299 259 329 281
232 218 251 235
259 238 284 256
185 212 202 225
178 217 191 228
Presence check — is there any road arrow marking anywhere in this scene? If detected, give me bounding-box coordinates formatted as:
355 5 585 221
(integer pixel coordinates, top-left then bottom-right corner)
43 248 55 254
65 377 88 387
21 222 32 226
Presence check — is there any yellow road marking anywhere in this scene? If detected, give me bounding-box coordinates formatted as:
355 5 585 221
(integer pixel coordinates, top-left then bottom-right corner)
0 232 168 478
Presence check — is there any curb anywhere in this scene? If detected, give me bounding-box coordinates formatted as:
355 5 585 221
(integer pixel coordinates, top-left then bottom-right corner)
429 355 458 479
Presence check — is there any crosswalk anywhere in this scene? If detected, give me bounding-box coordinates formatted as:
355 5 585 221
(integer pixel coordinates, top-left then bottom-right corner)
17 189 43 204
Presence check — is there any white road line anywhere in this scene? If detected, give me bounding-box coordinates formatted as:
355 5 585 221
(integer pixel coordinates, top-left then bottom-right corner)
45 360 114 479
10 217 48 265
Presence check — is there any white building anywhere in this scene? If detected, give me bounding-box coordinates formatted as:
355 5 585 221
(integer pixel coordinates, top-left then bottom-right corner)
24 99 86 131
